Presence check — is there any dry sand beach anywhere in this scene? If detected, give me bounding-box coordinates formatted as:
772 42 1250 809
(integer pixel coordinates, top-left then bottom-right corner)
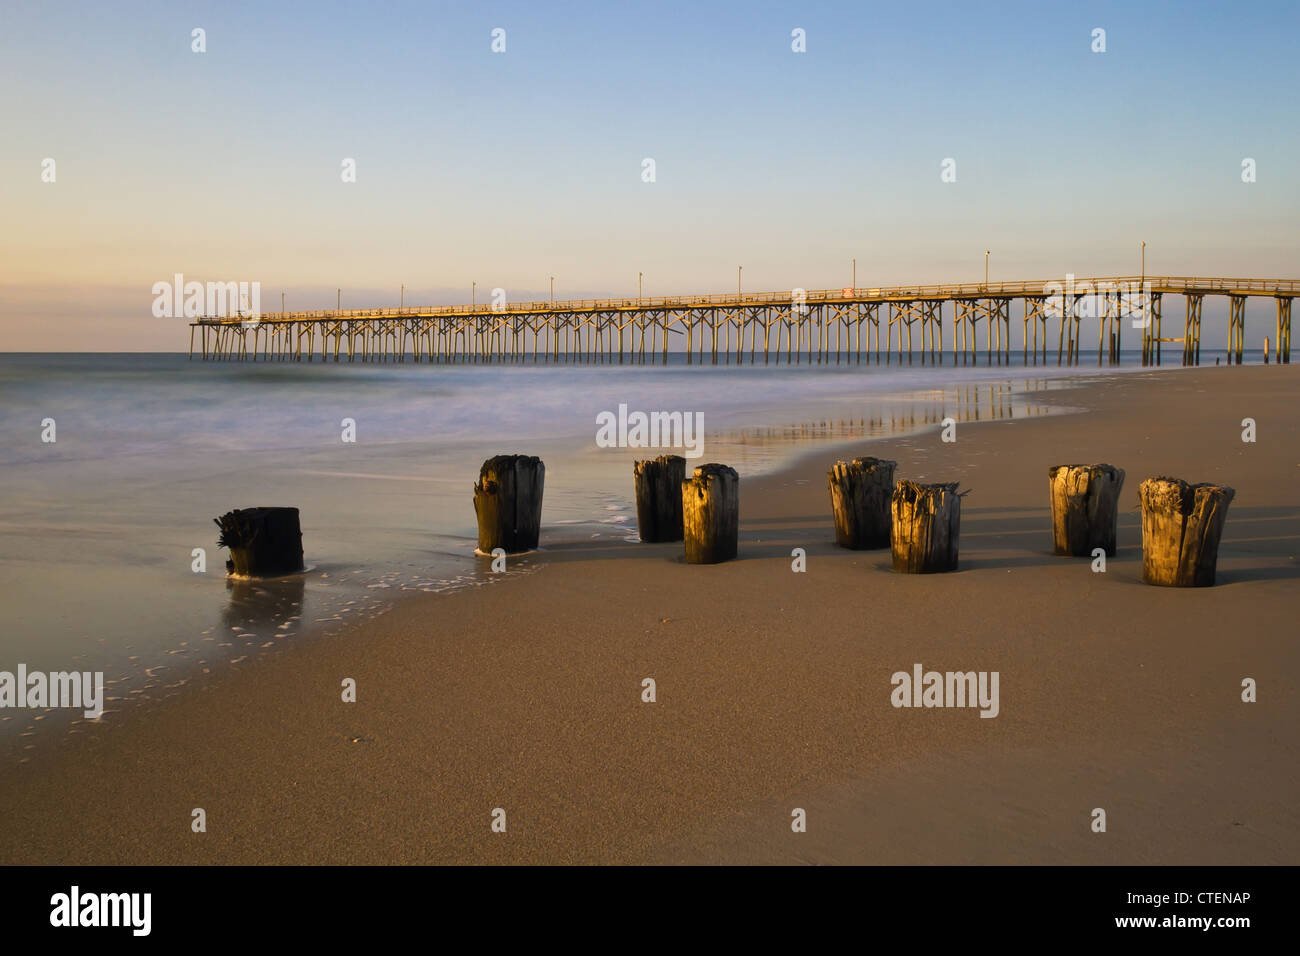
1 365 1296 865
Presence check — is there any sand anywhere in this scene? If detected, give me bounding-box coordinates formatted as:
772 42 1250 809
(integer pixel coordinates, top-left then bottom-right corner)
1 366 1296 865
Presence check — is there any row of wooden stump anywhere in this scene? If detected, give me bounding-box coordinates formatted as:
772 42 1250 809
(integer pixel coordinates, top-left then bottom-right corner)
473 454 740 564
214 456 1235 588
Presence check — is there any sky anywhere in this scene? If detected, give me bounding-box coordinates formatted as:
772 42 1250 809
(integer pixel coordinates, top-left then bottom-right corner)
1 0 1297 350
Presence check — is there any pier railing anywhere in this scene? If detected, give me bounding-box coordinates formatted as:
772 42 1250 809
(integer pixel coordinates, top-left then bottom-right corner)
194 275 1300 324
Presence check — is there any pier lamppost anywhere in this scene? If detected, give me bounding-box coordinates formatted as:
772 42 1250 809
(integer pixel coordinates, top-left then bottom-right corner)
549 276 555 304
281 292 285 315
852 257 856 291
472 281 476 308
1140 240 1148 363
638 271 643 302
1138 240 1149 363
738 266 742 296
984 250 990 289
337 288 341 311
400 284 404 309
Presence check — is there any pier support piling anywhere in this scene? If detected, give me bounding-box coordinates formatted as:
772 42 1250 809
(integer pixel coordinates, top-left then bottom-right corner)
682 463 739 564
214 507 305 577
828 457 897 550
1138 477 1234 587
633 455 686 543
890 480 961 573
474 455 545 554
1048 464 1125 557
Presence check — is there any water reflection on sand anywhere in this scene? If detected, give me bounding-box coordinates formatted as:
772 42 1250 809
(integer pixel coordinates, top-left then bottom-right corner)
705 378 1068 471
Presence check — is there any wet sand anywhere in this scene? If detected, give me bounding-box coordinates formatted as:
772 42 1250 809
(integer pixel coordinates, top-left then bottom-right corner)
1 365 1296 865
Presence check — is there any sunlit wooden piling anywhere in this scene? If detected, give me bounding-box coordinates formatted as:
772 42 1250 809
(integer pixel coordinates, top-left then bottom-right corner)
1138 477 1234 587
1048 464 1125 557
890 480 961 573
828 457 896 549
682 464 739 564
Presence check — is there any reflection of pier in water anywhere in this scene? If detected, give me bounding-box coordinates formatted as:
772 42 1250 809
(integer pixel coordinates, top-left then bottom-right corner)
716 380 1057 457
191 276 1295 367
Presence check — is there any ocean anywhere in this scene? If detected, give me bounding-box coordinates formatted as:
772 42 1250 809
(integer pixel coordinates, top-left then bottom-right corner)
0 350 1209 754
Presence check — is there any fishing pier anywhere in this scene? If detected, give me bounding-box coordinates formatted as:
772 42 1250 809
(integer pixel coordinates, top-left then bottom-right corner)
190 275 1296 367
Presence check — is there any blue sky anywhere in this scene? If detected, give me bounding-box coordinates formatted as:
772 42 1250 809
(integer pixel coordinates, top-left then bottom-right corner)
2 0 1297 348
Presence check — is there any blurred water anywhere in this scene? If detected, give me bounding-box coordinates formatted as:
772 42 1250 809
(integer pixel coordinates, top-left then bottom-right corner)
0 351 1150 752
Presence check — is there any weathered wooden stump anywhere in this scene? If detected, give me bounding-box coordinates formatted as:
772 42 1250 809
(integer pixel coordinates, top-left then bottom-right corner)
1048 463 1126 557
828 456 897 549
214 507 304 577
474 455 545 554
1138 477 1235 587
634 455 686 542
890 480 961 573
682 463 739 564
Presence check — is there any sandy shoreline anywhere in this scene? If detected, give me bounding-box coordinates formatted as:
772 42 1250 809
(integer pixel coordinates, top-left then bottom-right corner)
1 365 1296 865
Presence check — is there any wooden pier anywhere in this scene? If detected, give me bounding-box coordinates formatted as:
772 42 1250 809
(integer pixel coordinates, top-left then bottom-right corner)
189 275 1296 367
